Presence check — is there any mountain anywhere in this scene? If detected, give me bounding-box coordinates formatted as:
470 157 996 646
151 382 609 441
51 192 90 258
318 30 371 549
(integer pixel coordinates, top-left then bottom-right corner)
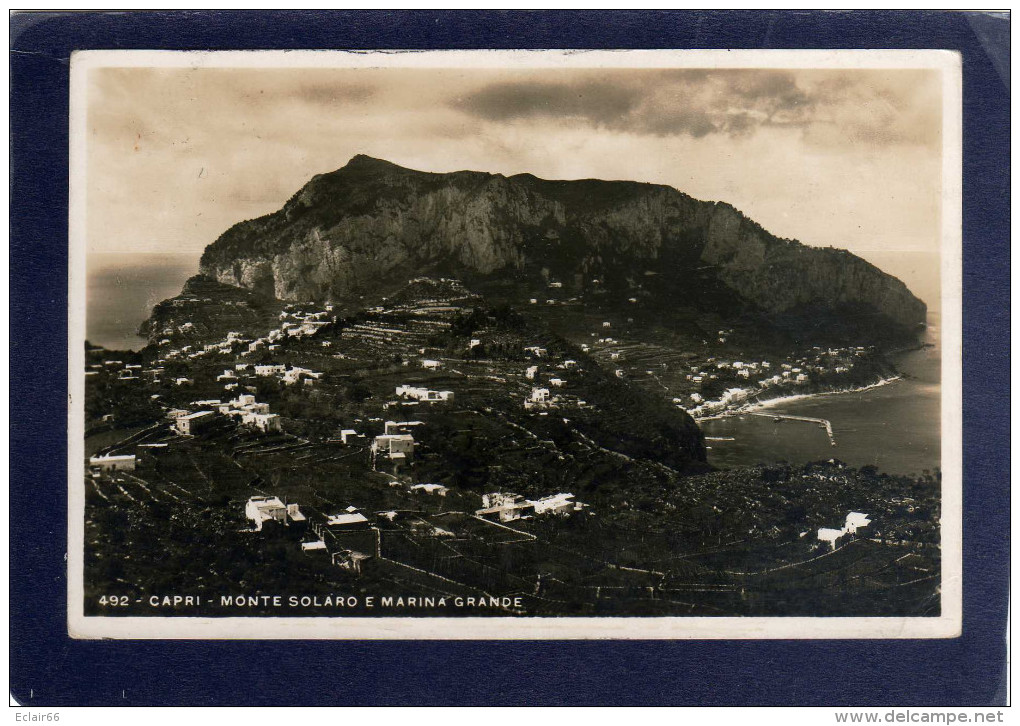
198 155 926 344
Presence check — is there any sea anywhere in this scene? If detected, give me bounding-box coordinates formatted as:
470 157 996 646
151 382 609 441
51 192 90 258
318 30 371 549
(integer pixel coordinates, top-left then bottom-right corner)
86 252 200 352
86 249 942 477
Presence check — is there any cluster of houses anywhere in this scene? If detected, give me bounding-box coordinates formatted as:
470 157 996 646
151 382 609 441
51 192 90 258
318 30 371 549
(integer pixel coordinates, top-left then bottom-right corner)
163 333 252 362
521 347 579 410
371 420 424 466
671 347 874 417
395 384 454 403
382 478 449 497
680 387 752 417
243 494 375 572
244 495 307 532
157 301 336 363
216 394 283 432
475 491 585 523
216 362 324 389
246 314 331 353
169 393 283 436
85 359 158 384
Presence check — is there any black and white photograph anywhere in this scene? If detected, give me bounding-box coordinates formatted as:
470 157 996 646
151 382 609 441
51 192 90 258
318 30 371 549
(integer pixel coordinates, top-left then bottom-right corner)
68 49 962 639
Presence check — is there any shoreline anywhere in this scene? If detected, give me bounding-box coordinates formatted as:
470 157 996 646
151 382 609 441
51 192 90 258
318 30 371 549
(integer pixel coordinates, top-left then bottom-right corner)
695 375 902 423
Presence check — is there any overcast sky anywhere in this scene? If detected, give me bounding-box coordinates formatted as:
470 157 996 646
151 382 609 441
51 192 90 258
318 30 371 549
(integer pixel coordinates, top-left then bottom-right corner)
86 65 943 267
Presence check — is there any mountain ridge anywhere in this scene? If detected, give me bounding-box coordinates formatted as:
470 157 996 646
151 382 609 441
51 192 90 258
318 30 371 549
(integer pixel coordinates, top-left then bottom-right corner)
197 155 927 341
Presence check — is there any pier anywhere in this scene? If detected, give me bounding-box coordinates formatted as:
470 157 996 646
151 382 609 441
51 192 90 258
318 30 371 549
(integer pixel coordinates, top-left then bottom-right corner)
746 412 836 446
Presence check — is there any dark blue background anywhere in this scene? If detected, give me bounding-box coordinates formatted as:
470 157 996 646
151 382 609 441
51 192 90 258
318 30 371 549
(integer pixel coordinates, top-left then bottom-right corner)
9 10 1010 706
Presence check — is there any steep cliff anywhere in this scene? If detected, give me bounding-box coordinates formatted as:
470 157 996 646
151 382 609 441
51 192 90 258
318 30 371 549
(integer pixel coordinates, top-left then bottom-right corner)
199 155 927 336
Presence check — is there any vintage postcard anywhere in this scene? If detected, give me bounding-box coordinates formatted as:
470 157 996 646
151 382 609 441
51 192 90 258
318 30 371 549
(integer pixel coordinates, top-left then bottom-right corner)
68 49 962 639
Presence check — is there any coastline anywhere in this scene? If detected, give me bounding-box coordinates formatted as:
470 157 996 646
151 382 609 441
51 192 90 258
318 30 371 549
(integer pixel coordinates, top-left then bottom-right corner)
695 375 902 423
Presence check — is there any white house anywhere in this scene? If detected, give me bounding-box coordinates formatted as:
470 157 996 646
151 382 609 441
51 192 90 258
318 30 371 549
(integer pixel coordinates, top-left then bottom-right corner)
395 385 454 403
421 359 442 370
525 365 538 380
476 492 534 522
88 454 136 473
844 512 871 534
530 388 550 403
325 507 370 529
817 528 844 550
254 364 286 377
174 411 216 436
339 429 363 445
529 492 582 515
283 367 323 386
250 413 282 433
245 496 287 531
372 434 415 459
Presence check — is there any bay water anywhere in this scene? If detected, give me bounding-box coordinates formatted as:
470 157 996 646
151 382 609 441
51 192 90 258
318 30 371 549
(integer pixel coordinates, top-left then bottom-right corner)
86 252 199 351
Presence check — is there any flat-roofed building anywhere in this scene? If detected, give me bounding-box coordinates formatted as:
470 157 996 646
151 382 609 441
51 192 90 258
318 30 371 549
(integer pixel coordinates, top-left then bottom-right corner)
245 496 287 531
174 411 216 436
529 492 582 516
372 434 415 459
844 512 871 534
88 454 136 473
250 412 282 433
339 429 364 445
817 527 844 550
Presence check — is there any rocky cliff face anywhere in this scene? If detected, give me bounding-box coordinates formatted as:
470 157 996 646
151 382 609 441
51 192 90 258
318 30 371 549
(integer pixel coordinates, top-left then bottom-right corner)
199 155 926 332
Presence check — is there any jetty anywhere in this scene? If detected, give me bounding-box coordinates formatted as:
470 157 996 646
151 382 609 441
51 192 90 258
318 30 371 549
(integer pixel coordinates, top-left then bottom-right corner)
747 412 836 446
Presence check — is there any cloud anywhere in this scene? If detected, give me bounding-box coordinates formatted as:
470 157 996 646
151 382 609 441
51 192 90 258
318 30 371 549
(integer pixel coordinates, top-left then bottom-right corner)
452 69 939 148
454 70 816 138
454 79 643 125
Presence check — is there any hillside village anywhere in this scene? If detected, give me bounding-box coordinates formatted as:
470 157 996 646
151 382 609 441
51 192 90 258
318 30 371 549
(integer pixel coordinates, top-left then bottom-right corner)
83 276 938 617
